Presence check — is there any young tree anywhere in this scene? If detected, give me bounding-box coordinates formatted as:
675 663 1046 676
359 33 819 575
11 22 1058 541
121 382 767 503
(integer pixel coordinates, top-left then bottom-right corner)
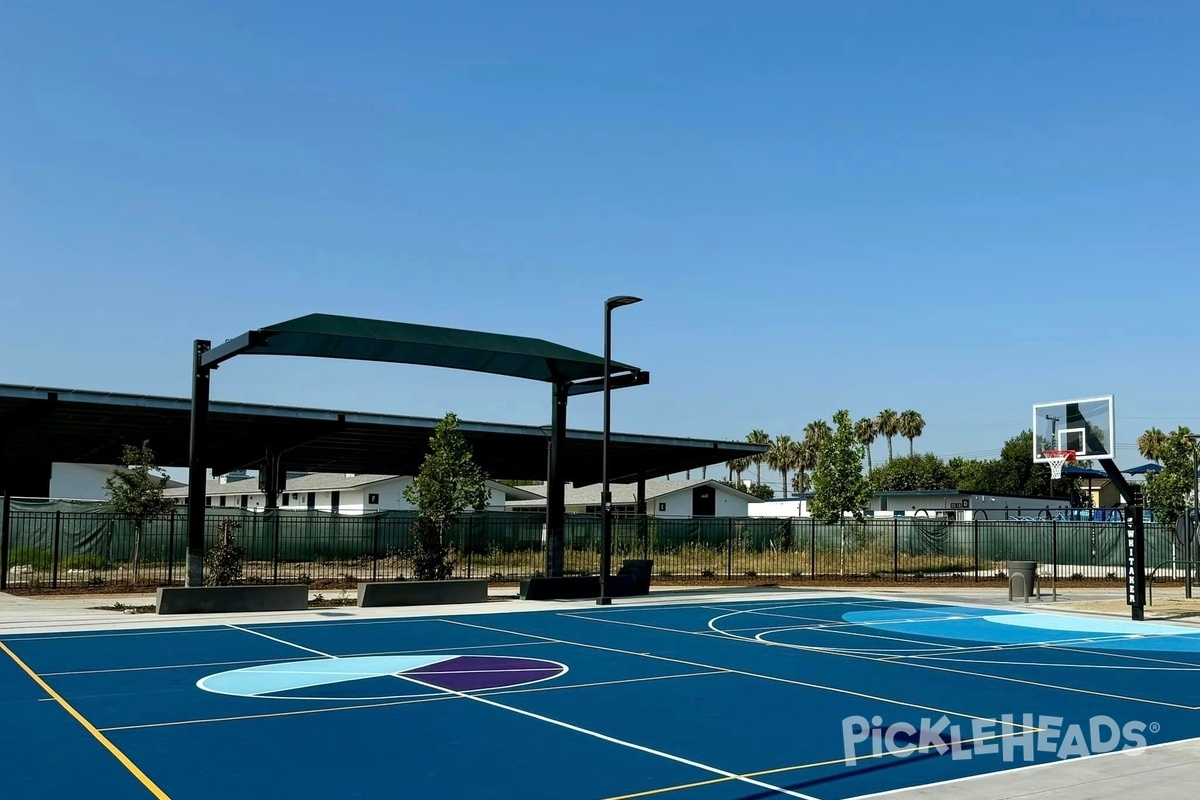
403 412 490 580
810 410 873 523
105 440 173 585
1143 427 1195 529
811 411 874 575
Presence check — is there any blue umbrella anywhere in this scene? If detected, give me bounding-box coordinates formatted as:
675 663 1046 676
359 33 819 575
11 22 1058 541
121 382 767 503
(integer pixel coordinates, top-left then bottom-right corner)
1062 464 1107 478
1124 463 1163 475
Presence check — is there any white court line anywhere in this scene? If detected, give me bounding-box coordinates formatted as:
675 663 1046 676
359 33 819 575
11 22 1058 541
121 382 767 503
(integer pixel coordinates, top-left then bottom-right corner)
224 624 333 658
221 625 814 799
441 618 1024 729
100 670 727 733
707 604 1200 711
42 640 554 678
391 669 819 799
904 654 1200 671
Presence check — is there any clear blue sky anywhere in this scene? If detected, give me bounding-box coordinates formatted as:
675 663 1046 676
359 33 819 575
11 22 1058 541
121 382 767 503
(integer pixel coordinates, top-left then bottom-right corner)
3 2 1197 489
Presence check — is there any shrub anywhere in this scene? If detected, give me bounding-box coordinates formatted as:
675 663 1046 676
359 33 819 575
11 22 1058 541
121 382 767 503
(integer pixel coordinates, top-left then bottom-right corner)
204 519 245 587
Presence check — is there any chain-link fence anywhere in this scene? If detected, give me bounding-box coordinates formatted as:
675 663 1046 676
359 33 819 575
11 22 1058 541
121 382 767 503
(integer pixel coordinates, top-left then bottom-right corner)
0 504 1191 592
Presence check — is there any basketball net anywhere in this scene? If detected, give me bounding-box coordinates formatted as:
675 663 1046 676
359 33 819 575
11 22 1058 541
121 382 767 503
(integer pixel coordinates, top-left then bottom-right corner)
1044 449 1076 480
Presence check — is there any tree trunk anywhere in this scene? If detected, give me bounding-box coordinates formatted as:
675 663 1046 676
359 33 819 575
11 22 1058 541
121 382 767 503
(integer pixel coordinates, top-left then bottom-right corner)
887 437 894 462
909 438 914 457
865 447 873 474
839 520 846 576
781 470 788 497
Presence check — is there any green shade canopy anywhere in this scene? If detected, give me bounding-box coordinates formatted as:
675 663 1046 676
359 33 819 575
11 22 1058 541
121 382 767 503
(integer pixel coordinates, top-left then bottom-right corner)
202 313 643 385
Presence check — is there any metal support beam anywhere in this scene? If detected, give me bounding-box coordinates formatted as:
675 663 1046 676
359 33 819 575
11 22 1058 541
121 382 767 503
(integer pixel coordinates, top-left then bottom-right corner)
186 340 211 587
636 473 646 516
0 481 10 593
261 445 282 509
1099 458 1145 621
545 382 568 578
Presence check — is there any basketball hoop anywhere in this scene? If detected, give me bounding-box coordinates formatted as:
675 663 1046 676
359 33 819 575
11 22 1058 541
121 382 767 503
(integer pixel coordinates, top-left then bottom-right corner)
1044 449 1076 480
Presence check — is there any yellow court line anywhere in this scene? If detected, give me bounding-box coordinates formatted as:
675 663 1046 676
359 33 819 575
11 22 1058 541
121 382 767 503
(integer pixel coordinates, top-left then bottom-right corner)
601 729 1045 800
0 639 172 800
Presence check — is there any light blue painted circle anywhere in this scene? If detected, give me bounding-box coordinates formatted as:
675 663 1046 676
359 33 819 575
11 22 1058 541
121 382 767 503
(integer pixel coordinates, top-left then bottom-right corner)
837 607 1200 652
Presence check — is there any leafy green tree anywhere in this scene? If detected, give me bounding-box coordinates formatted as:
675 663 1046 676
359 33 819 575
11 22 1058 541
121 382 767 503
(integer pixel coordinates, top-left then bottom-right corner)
1138 427 1170 464
105 440 173 585
875 409 901 463
854 417 877 473
870 453 955 493
746 429 772 487
810 410 873 523
898 410 926 457
403 412 490 580
1143 427 1195 528
722 480 774 500
951 430 1080 501
948 457 990 492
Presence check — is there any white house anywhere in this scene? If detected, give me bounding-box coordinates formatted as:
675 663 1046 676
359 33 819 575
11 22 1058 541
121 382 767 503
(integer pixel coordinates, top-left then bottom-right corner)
505 479 762 518
163 472 542 514
47 463 185 502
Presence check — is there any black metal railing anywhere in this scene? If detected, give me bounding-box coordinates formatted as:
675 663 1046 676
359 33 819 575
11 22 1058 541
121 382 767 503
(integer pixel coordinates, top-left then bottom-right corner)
0 505 1190 593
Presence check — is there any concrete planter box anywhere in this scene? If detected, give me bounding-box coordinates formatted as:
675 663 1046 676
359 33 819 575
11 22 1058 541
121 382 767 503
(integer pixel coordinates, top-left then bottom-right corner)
357 579 488 608
156 584 309 615
521 561 653 601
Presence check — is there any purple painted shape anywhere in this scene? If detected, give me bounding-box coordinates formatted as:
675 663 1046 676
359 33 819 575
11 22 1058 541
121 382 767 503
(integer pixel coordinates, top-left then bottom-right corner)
402 656 565 692
416 667 563 692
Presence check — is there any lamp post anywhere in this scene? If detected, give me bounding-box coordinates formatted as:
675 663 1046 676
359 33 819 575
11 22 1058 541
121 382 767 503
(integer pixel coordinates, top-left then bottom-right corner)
598 295 642 605
1183 434 1200 599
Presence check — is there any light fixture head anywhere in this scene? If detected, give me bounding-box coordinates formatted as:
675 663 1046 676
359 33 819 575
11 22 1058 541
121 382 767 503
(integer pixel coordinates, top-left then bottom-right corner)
605 295 643 310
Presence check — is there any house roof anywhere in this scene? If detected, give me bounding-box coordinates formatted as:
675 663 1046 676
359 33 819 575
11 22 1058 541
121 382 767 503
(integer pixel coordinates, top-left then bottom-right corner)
163 474 542 500
507 479 762 507
0 383 766 485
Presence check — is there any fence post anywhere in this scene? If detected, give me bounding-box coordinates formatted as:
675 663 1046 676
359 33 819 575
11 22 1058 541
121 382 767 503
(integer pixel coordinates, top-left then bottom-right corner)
272 513 281 584
726 517 733 580
973 517 979 582
371 515 381 582
893 517 899 581
0 491 9 591
1052 519 1058 589
167 515 177 585
466 516 474 579
810 517 816 579
51 511 62 589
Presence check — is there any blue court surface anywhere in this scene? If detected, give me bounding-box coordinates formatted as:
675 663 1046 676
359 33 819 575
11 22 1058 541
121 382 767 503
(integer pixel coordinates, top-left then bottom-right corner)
4 592 1200 800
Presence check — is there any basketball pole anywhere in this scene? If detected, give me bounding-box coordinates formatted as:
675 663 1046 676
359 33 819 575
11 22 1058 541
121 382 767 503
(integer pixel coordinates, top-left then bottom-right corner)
1098 459 1145 621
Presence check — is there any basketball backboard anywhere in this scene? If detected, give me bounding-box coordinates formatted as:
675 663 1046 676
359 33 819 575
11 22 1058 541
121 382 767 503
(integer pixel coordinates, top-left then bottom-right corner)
1032 395 1114 462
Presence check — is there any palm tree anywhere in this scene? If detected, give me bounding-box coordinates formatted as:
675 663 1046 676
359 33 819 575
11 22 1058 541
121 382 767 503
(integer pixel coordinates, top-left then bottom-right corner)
898 410 926 456
803 419 832 467
790 440 817 494
854 417 877 473
747 429 772 486
1138 427 1169 464
766 435 802 496
876 409 900 463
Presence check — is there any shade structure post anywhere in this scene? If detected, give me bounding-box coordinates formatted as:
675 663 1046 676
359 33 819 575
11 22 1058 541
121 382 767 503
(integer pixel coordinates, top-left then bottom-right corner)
186 340 211 587
545 383 568 578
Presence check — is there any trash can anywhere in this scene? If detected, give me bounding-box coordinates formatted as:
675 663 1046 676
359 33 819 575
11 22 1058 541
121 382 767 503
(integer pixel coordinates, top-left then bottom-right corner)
1007 561 1038 598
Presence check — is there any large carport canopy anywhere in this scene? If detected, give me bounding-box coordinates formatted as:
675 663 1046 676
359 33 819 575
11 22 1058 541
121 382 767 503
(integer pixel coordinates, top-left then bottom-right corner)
0 383 761 485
